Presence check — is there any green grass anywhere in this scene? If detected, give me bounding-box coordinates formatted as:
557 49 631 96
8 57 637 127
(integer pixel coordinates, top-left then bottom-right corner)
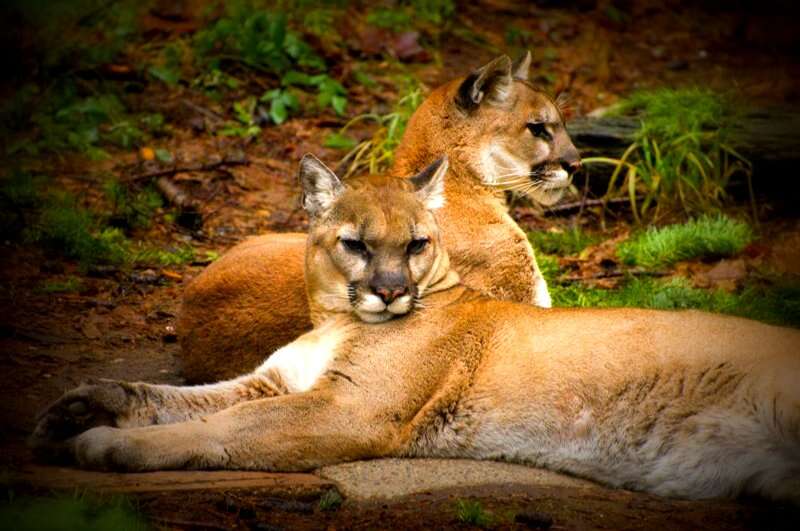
532 216 795 328
615 88 731 140
105 181 163 229
37 277 84 294
529 227 599 256
2 173 196 268
455 499 492 528
5 85 166 159
318 490 342 511
23 193 129 266
366 0 454 28
583 88 752 220
617 215 753 268
129 245 196 266
550 277 800 328
332 81 423 177
0 494 147 531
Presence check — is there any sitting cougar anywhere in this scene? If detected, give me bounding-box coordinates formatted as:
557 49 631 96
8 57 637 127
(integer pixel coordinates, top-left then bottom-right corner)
32 157 800 503
177 52 581 382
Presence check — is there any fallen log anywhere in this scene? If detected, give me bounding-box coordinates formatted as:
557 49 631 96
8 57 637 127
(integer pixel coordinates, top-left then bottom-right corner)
566 107 800 164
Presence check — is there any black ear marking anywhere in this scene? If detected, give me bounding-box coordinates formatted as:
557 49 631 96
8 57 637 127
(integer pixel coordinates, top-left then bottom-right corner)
455 73 481 110
410 156 447 191
410 156 448 210
455 55 513 111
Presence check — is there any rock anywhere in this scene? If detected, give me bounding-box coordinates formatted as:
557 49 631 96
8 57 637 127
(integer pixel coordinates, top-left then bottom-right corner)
13 465 336 497
319 458 595 501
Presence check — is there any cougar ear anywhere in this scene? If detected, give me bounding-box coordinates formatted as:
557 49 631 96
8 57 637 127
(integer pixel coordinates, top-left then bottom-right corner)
456 55 513 111
410 156 448 210
512 50 532 81
299 154 343 218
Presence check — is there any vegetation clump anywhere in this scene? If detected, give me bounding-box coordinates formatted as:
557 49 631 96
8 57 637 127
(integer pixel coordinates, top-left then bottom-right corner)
550 277 800 328
1 173 195 269
584 88 752 221
318 490 343 512
529 226 599 256
330 83 423 177
455 499 493 528
617 215 753 268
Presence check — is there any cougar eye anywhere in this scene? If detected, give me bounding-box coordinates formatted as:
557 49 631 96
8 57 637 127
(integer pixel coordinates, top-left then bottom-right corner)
407 238 429 255
527 122 551 141
340 238 368 256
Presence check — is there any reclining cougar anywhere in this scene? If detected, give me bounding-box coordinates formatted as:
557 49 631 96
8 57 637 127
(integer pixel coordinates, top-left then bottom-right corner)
32 157 800 503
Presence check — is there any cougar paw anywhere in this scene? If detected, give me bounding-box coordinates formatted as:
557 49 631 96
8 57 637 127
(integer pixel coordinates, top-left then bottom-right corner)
29 380 130 461
73 426 135 471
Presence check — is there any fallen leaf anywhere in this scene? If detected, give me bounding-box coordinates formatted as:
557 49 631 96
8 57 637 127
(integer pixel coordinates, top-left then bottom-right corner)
161 269 183 281
391 32 430 62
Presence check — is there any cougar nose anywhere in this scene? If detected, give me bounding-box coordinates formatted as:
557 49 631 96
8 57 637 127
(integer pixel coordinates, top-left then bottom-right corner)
371 285 408 305
561 157 582 174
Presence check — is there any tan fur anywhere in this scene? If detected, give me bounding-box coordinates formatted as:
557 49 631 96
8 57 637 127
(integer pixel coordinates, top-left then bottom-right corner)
33 174 800 504
177 54 579 381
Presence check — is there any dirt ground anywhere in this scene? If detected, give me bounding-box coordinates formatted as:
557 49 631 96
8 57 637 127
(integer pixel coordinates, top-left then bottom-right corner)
2 1 800 529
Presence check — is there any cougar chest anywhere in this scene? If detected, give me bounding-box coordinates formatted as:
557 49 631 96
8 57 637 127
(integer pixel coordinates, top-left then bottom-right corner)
255 319 350 393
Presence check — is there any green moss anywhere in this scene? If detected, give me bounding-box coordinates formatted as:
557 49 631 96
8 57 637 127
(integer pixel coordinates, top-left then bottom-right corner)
528 227 599 256
23 193 128 266
37 277 84 294
613 88 733 142
550 277 800 328
617 215 753 269
129 245 196 266
536 254 561 282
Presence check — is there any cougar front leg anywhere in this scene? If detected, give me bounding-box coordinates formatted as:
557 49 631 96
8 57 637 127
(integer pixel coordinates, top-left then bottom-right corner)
32 324 342 458
30 369 290 458
69 390 390 472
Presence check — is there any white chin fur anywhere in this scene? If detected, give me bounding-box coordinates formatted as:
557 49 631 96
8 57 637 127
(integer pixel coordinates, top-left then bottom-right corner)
387 294 413 315
355 293 414 323
356 310 393 324
530 168 570 206
358 293 387 313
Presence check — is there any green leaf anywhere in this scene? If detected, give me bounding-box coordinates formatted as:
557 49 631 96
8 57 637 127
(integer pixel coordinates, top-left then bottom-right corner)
331 95 347 116
260 89 282 103
270 98 288 124
317 91 332 108
148 66 180 85
324 133 357 150
155 148 173 163
282 71 313 86
281 91 300 110
233 97 257 125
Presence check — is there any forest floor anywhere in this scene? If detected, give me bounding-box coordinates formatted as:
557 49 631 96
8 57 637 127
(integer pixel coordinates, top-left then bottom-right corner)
1 1 800 529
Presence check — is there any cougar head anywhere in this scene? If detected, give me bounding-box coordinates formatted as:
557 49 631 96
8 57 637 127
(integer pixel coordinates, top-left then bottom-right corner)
396 52 581 206
300 155 456 323
456 52 581 206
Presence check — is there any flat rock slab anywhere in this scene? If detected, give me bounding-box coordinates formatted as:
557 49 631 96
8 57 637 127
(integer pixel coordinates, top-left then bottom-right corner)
319 458 599 501
14 465 335 497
